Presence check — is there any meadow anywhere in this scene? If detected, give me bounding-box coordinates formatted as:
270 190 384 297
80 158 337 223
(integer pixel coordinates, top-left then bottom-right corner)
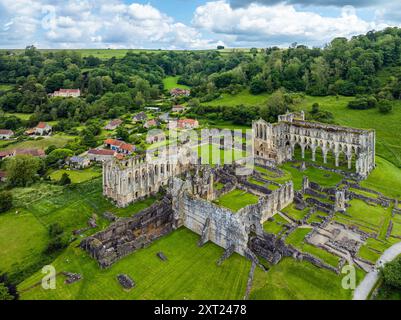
162 76 190 91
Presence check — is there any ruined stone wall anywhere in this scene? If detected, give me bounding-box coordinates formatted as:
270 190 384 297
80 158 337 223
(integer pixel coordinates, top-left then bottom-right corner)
103 149 195 207
253 112 376 178
80 197 174 268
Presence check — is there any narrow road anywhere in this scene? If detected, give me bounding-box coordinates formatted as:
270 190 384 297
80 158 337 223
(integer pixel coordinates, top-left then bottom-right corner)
353 241 401 300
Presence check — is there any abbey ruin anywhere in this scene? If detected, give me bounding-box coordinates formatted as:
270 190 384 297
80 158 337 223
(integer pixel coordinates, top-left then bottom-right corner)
253 111 375 178
82 112 377 270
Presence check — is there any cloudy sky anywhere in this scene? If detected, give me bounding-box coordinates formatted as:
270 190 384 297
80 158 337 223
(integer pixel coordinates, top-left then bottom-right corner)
0 0 399 49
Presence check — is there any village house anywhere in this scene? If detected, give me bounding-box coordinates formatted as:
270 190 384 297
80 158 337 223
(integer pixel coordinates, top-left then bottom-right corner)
51 88 81 98
88 149 116 162
68 156 90 169
26 122 52 136
132 112 148 123
144 107 161 112
146 131 166 144
171 105 186 113
0 150 13 160
104 119 123 131
169 119 199 130
170 88 190 97
144 119 159 129
104 139 135 155
0 129 14 140
158 112 171 123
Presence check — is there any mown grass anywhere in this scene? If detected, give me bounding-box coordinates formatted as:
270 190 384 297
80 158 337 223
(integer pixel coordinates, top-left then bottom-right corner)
18 228 251 300
215 189 259 212
49 168 102 184
263 214 289 235
250 257 364 300
1 134 76 151
281 204 310 221
163 76 190 90
0 209 49 275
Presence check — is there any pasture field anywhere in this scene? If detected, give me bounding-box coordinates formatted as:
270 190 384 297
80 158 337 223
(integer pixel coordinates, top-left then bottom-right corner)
49 167 102 184
162 76 190 90
0 134 76 151
18 228 251 300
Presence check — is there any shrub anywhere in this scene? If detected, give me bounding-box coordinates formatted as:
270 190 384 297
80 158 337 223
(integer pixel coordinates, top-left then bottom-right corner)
59 173 71 185
381 256 401 289
378 100 393 114
0 191 12 213
348 96 377 110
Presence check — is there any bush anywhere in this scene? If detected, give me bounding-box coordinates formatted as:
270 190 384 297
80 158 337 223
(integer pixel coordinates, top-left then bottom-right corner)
59 173 71 185
378 100 393 114
381 256 401 289
348 96 377 110
0 191 12 213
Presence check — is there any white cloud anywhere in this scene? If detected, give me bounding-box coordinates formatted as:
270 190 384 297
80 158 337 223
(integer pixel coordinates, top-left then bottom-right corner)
0 0 219 49
193 0 389 47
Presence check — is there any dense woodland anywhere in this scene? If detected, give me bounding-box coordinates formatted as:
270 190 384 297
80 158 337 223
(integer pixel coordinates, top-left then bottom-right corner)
1 28 401 131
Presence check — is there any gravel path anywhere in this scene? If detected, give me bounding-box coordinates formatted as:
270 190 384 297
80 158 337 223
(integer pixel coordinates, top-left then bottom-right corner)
353 241 401 300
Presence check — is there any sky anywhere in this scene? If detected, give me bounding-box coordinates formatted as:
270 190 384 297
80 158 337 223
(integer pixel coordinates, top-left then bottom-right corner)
0 0 400 49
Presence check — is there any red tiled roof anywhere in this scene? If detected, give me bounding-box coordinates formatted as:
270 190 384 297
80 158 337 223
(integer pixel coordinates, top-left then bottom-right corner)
104 139 124 147
36 122 49 129
0 150 13 158
88 149 115 156
120 143 135 152
0 129 13 135
179 119 198 125
108 119 123 126
115 154 125 160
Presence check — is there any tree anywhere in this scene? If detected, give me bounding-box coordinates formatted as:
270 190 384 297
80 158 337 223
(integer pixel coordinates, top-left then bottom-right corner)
5 155 41 187
381 256 401 289
59 173 71 185
250 78 266 94
260 89 288 122
0 191 12 213
116 126 130 141
0 283 13 300
46 148 73 167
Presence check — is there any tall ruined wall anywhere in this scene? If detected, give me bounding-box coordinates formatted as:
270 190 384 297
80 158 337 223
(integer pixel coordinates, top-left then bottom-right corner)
80 197 175 268
253 112 376 178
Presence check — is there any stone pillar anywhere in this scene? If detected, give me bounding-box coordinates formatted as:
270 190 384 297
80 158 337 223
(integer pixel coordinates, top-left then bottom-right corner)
311 147 316 162
335 189 346 212
347 153 352 170
334 152 340 167
302 176 309 192
301 144 305 159
322 148 328 164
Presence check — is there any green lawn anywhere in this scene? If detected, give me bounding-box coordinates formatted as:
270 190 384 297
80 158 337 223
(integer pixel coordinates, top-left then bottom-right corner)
0 209 49 275
285 228 340 267
215 189 259 212
1 134 76 151
263 214 289 235
282 204 310 221
0 84 14 91
18 228 251 300
250 257 364 300
50 168 102 184
163 76 190 90
202 89 270 107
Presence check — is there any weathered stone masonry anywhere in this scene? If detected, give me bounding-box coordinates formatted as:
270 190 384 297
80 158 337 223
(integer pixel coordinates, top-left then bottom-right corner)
253 111 375 178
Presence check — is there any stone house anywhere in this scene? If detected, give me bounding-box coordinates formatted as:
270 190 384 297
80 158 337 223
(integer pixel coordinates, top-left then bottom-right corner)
132 112 147 123
104 139 135 155
146 131 166 144
52 89 81 98
104 119 123 131
144 119 159 129
0 129 14 140
68 156 90 169
170 88 190 97
26 122 52 136
88 149 116 162
171 105 186 113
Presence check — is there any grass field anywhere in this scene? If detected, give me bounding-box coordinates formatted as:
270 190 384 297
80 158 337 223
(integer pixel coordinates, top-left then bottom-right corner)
163 76 190 90
49 168 102 184
202 90 270 107
0 209 49 275
1 134 76 151
215 189 259 212
18 228 251 300
250 257 363 300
